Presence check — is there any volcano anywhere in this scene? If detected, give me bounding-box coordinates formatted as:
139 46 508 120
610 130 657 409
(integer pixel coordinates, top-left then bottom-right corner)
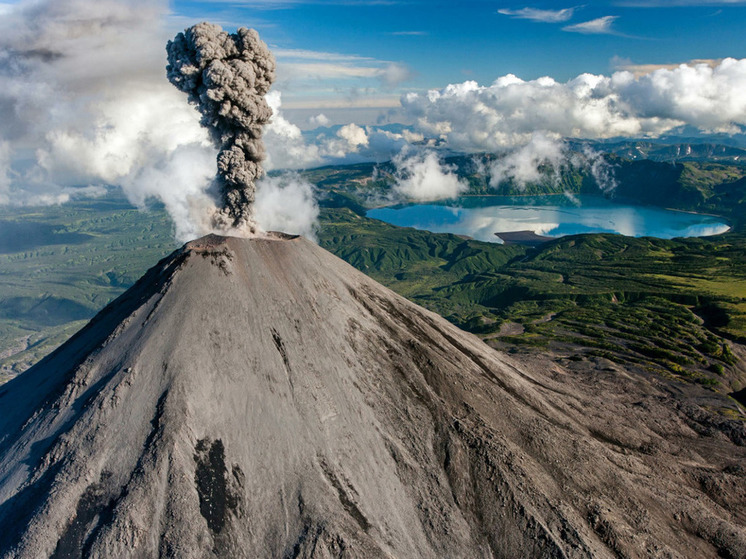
0 234 744 558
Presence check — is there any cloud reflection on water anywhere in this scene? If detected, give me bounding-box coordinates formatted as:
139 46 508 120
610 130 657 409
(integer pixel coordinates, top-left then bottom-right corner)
368 197 730 243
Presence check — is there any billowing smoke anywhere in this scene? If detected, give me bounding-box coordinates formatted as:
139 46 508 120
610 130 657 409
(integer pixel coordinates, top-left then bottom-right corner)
166 22 276 234
392 149 468 201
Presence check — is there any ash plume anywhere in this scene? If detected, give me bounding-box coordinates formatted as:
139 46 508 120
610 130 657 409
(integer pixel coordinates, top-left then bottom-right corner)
167 22 276 233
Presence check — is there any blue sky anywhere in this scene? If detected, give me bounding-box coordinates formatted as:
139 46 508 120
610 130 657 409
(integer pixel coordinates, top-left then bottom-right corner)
171 0 746 120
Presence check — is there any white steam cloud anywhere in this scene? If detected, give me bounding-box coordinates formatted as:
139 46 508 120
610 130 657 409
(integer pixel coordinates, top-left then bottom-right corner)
254 174 319 240
118 144 216 242
0 0 218 241
392 149 468 201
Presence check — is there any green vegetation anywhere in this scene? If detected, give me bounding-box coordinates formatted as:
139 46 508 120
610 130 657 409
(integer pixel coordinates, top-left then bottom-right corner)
0 195 176 378
317 207 746 392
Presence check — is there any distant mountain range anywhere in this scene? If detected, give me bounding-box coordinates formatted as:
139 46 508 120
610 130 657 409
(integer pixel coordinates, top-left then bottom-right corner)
571 140 746 164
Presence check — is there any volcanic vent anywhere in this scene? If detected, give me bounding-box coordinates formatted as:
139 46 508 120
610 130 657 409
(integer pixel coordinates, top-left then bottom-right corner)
0 234 744 558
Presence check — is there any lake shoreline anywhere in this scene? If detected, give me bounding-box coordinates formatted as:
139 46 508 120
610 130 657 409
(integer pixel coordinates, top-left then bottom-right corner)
367 195 732 242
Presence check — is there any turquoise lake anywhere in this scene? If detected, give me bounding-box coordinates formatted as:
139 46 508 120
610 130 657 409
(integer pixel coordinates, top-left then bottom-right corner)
367 196 731 243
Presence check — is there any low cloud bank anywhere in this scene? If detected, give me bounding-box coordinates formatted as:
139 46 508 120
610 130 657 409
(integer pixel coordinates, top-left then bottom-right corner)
487 133 566 189
485 134 618 193
402 59 746 151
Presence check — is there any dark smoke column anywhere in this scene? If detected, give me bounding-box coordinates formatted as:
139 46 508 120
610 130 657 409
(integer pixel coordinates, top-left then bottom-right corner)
167 22 275 232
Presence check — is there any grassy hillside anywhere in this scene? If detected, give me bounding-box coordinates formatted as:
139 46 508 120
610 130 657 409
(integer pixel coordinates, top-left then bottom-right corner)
318 208 746 400
0 196 176 378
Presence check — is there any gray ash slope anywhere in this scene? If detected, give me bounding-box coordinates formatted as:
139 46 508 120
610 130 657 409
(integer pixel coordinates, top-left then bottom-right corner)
0 234 745 559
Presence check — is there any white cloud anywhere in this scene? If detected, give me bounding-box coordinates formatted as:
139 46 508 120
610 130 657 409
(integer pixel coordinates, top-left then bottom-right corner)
278 61 411 87
308 113 330 127
401 129 424 143
275 48 412 91
320 124 370 159
254 173 319 240
488 132 567 188
401 58 746 152
615 58 746 132
498 7 575 22
485 135 619 193
392 149 468 201
273 48 375 62
618 0 746 6
337 123 369 148
379 62 413 87
280 62 382 80
612 57 722 77
264 91 324 170
362 128 410 158
563 15 618 34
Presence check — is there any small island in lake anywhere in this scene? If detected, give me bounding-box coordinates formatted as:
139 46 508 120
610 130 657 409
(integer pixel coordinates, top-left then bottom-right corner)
495 230 552 247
